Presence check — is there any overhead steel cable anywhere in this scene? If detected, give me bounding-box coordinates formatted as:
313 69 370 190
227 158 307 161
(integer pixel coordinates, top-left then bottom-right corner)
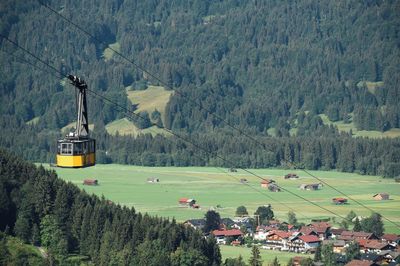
1 34 351 223
37 1 400 229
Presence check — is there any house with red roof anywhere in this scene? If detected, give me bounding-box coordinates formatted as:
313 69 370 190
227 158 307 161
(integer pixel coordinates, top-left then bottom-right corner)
288 234 321 253
382 234 400 246
357 239 394 254
178 198 196 207
263 230 292 251
339 231 378 242
332 197 348 204
301 222 331 240
212 229 243 245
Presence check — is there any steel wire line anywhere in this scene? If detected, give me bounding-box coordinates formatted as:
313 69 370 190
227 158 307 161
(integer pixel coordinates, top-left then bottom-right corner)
1 30 397 227
37 1 400 229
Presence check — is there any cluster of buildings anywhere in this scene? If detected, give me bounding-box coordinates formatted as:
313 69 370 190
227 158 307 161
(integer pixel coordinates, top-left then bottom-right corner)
184 218 400 265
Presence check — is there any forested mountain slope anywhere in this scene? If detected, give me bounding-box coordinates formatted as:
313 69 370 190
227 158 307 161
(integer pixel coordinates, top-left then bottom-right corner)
0 149 221 265
0 0 399 175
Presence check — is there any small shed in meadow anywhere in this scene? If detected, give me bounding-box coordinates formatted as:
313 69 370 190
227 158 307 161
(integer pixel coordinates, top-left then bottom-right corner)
300 183 323 191
373 193 389 201
260 179 275 188
83 179 98 186
332 198 347 205
284 173 299 179
147 177 160 183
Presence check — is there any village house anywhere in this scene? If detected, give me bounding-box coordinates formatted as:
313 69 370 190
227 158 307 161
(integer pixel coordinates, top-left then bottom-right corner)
373 193 389 200
184 219 205 230
330 228 346 239
302 222 331 240
339 231 378 242
263 230 292 251
382 234 400 246
299 183 323 190
147 177 159 183
212 229 243 245
83 179 98 185
288 234 321 253
358 239 395 254
323 239 346 254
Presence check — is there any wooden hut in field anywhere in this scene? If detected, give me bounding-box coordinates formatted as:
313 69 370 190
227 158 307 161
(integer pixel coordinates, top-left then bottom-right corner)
284 173 299 179
147 177 160 183
332 197 347 205
300 183 323 191
83 179 98 186
373 193 389 200
260 179 275 188
268 183 281 192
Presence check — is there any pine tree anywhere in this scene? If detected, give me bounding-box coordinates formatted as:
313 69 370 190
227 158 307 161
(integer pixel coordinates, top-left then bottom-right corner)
353 218 362 232
270 256 280 266
249 246 262 266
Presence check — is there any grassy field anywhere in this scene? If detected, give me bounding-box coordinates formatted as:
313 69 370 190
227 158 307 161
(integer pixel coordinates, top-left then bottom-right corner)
50 165 400 234
126 85 174 124
319 114 400 138
220 245 310 265
49 164 400 261
103 42 120 61
105 118 171 137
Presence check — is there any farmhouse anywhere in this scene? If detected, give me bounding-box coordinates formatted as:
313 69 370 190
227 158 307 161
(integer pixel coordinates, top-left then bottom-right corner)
285 173 299 179
184 219 206 230
373 193 389 200
302 222 331 240
178 198 196 207
288 234 321 253
212 229 243 245
332 197 348 204
83 179 98 185
382 234 400 245
264 230 292 250
147 177 159 183
358 239 394 254
339 231 378 241
323 239 346 254
300 183 323 190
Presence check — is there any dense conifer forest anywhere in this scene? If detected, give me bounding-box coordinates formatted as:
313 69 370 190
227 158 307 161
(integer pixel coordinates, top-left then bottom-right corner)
0 149 221 265
0 0 399 176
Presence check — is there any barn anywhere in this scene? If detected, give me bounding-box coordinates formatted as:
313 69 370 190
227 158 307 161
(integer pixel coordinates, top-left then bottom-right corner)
83 179 98 186
373 193 389 200
332 198 347 205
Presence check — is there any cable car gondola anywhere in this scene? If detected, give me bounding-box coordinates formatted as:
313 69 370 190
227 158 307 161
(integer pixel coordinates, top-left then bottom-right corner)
56 75 95 168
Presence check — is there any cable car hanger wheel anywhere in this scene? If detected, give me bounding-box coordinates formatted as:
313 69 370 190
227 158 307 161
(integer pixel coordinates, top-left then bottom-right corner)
56 75 96 168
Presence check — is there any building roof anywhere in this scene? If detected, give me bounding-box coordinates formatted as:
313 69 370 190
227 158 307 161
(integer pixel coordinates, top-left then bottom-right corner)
345 260 374 266
185 219 205 227
269 230 292 239
340 231 375 240
331 228 346 235
212 229 243 237
359 240 391 250
260 179 274 184
299 235 321 243
373 193 389 197
382 234 400 242
322 239 346 247
309 222 331 233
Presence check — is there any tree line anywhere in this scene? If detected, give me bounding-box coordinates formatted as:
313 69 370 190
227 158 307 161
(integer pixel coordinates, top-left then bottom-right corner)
0 149 221 265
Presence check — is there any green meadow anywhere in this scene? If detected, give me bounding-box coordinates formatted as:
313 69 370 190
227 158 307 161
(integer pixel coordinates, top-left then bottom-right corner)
50 164 400 234
219 245 310 265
